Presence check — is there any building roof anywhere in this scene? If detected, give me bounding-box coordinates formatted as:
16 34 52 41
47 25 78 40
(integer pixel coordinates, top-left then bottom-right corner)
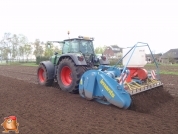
107 45 122 52
161 49 178 59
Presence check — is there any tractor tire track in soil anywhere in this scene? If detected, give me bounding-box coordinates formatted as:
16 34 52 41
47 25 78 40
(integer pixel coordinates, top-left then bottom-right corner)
0 65 178 134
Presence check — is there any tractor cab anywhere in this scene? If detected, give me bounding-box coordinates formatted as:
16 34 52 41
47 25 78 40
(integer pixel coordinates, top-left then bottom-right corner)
62 36 94 55
62 36 100 66
48 36 109 66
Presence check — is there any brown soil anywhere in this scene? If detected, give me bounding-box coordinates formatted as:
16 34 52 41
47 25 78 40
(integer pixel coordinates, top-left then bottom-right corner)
0 65 178 134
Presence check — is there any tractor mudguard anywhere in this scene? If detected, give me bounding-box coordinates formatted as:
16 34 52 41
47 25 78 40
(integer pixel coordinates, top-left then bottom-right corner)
40 61 55 79
58 54 87 65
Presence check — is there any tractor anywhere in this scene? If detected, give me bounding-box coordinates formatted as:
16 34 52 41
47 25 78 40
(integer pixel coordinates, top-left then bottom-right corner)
37 36 110 93
37 36 163 109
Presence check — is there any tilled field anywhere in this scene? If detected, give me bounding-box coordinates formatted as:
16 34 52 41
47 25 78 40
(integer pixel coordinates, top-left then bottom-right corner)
0 65 178 134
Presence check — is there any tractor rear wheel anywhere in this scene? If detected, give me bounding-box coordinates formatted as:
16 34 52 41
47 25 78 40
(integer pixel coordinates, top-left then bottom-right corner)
37 64 54 86
57 58 85 93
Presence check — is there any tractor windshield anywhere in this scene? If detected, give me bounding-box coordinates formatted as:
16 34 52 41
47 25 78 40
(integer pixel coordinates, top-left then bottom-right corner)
62 39 94 54
80 40 93 54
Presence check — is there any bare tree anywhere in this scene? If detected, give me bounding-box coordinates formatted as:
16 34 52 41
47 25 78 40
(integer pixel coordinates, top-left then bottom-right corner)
33 39 44 57
24 44 32 61
18 46 25 61
0 33 12 63
0 33 29 63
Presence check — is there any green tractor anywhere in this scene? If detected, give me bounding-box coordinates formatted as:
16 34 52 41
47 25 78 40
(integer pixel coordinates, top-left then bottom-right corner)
37 36 110 93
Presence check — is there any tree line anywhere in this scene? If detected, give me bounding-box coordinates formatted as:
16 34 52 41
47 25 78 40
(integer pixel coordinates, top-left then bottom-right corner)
0 33 61 63
0 32 106 63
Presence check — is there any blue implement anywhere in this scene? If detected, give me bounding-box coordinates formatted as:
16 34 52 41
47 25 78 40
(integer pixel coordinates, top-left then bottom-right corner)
79 69 131 109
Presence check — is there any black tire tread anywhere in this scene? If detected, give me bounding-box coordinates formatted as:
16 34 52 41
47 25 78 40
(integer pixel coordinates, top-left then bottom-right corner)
37 64 54 86
57 58 86 94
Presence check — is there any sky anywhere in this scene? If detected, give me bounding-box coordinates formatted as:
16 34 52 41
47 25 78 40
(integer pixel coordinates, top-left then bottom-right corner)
0 0 178 54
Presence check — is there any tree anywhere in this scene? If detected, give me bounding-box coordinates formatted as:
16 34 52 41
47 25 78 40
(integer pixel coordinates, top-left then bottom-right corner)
33 39 44 57
94 46 105 54
16 34 28 59
10 34 17 58
0 33 29 63
53 46 62 55
0 33 12 63
24 44 32 61
18 46 25 61
44 42 62 57
18 44 32 62
44 42 54 57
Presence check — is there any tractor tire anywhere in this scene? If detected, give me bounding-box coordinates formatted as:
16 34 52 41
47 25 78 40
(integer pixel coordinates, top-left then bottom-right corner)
57 58 85 94
37 64 54 86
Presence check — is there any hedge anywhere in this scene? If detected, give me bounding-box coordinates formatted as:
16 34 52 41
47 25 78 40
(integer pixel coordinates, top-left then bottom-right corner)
36 56 50 65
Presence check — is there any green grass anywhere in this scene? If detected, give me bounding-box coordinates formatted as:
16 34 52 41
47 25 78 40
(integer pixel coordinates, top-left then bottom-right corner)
0 63 7 65
20 62 38 66
146 63 178 66
160 71 178 75
162 64 178 66
146 63 158 66
0 62 38 67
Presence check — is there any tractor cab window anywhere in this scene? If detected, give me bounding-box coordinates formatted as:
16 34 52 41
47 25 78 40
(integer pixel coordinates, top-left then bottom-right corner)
62 39 79 54
62 41 70 54
80 40 93 54
62 39 94 54
70 40 79 52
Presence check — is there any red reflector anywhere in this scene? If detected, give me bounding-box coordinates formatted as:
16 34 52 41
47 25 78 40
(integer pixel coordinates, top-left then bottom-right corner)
78 56 84 61
101 56 106 61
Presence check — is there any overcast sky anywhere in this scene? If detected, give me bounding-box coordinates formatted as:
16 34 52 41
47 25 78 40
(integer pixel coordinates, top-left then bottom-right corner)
0 0 177 53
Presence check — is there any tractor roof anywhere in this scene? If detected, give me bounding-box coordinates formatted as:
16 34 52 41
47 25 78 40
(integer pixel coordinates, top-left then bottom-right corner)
64 36 94 41
63 38 89 41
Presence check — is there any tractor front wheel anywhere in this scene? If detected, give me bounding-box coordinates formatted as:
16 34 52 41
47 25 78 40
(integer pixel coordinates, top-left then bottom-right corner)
57 58 85 93
37 64 54 86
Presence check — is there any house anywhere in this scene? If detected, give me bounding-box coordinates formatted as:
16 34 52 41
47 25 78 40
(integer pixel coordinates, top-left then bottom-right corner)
146 53 162 63
103 45 122 59
161 49 178 64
